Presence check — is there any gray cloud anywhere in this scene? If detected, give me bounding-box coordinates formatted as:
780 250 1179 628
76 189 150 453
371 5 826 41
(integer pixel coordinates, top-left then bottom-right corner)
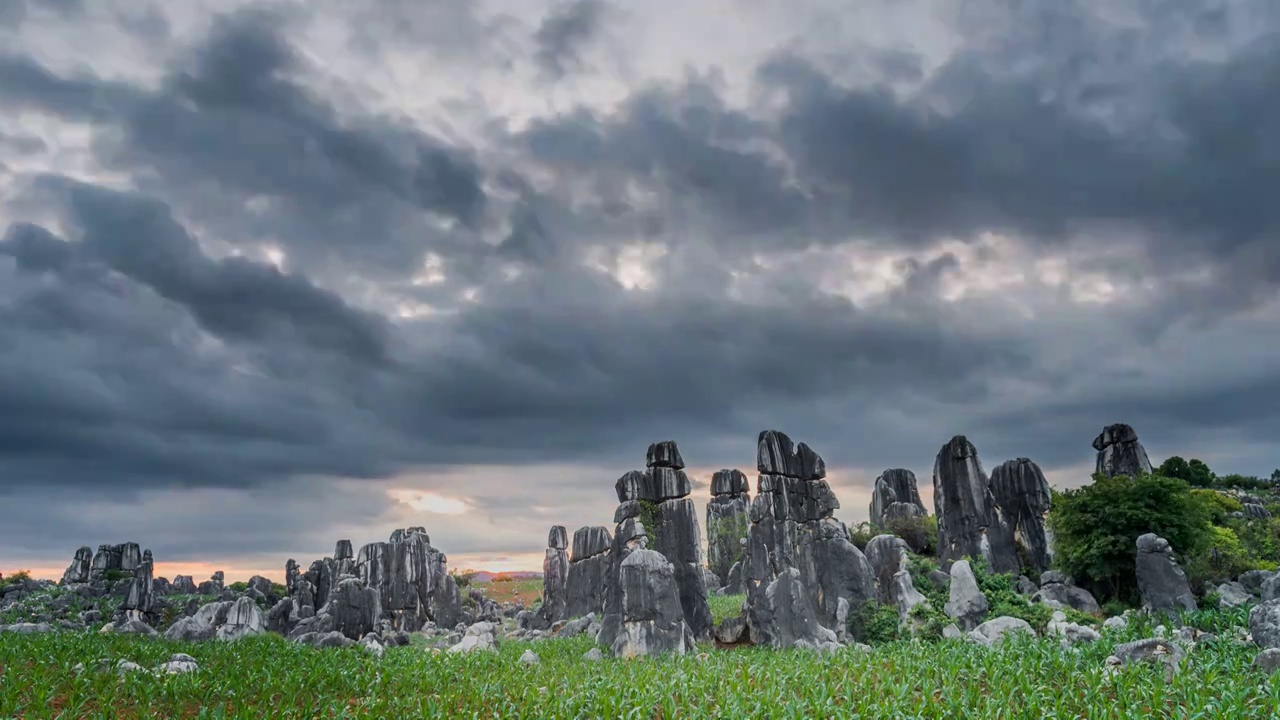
533 0 607 79
3 0 1280 575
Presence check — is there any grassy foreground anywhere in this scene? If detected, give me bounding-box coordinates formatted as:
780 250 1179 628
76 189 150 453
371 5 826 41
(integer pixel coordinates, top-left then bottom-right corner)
3 615 1279 720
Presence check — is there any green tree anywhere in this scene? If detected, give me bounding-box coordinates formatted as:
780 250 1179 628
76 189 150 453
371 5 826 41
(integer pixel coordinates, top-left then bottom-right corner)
1048 472 1210 604
1158 456 1216 487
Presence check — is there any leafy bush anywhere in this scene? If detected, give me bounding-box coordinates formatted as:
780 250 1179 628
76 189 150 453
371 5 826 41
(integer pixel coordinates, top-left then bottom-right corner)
846 601 903 645
0 570 30 591
451 571 474 589
880 514 938 556
971 565 1054 633
1101 600 1129 618
102 569 132 583
908 602 949 641
1183 525 1265 589
1157 456 1216 487
228 581 249 593
638 500 661 543
1049 472 1210 604
1190 489 1242 524
847 522 875 551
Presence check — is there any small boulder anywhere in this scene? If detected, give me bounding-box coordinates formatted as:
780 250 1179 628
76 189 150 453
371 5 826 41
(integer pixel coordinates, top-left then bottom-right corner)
943 560 988 631
155 654 199 674
970 616 1035 645
519 649 540 666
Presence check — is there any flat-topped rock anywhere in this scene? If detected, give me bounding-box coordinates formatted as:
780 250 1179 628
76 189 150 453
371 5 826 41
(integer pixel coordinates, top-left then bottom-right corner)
645 441 685 470
571 526 613 561
1093 423 1153 478
710 469 750 497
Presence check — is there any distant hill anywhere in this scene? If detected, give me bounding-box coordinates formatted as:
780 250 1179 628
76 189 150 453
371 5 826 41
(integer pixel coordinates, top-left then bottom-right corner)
462 570 542 584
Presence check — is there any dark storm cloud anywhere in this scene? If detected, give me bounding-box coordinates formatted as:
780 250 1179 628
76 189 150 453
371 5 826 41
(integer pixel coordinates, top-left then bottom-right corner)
533 0 607 79
3 0 1280 571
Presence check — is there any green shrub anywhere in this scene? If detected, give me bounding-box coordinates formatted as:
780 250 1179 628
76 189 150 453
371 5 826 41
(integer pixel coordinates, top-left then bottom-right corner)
908 602 949 641
846 601 903 645
972 564 1054 633
879 514 938 556
1101 600 1130 618
847 522 875 551
0 570 30 591
638 500 661 543
228 581 249 593
102 569 131 583
1049 472 1210 603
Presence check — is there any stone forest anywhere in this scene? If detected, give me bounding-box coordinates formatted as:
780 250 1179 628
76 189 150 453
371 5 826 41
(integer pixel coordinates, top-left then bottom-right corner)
4 423 1280 716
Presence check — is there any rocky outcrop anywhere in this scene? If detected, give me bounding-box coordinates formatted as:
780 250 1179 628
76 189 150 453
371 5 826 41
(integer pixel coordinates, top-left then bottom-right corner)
1033 572 1100 614
354 528 434 632
944 560 988 631
197 572 225 596
597 513 652 649
282 529 464 640
566 526 612 619
1093 423 1152 479
933 436 1019 574
1250 599 1280 650
540 526 570 627
61 547 93 585
741 430 873 648
865 535 910 606
89 543 143 582
870 469 931 553
706 469 750 587
1135 533 1196 614
989 459 1053 575
165 596 266 642
119 549 157 625
172 576 197 595
608 549 696 657
606 442 713 639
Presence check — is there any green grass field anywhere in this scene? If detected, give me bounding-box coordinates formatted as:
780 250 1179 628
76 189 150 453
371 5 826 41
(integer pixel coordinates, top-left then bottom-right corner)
2 608 1278 719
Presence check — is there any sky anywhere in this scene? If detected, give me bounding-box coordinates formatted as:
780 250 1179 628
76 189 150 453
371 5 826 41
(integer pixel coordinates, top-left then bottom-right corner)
2 0 1280 583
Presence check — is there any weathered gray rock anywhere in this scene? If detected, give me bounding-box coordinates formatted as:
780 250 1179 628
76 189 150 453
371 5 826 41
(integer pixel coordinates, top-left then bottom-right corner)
865 535 910 605
519 649 539 665
989 458 1053 574
294 630 355 649
1047 612 1100 644
572 526 613 562
355 529 433 632
566 526 612 619
723 561 744 596
218 596 266 641
1092 423 1152 479
540 525 570 626
713 613 751 646
197 571 225 596
1263 573 1280 603
1254 648 1280 674
1135 533 1196 614
1017 576 1038 595
890 571 929 621
358 633 385 658
1111 638 1184 680
61 546 93 585
1217 581 1254 608
165 596 265 642
650 496 714 638
1033 578 1100 614
172 575 197 595
707 470 751 586
741 430 872 647
944 560 989 631
646 440 685 470
608 549 696 657
1244 503 1272 520
583 647 605 662
596 517 648 651
933 436 1019 574
1239 569 1274 596
321 577 381 641
970 616 1035 645
155 653 199 674
0 622 55 634
89 542 143 582
1250 599 1280 649
120 549 157 624
870 469 927 526
334 539 354 561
